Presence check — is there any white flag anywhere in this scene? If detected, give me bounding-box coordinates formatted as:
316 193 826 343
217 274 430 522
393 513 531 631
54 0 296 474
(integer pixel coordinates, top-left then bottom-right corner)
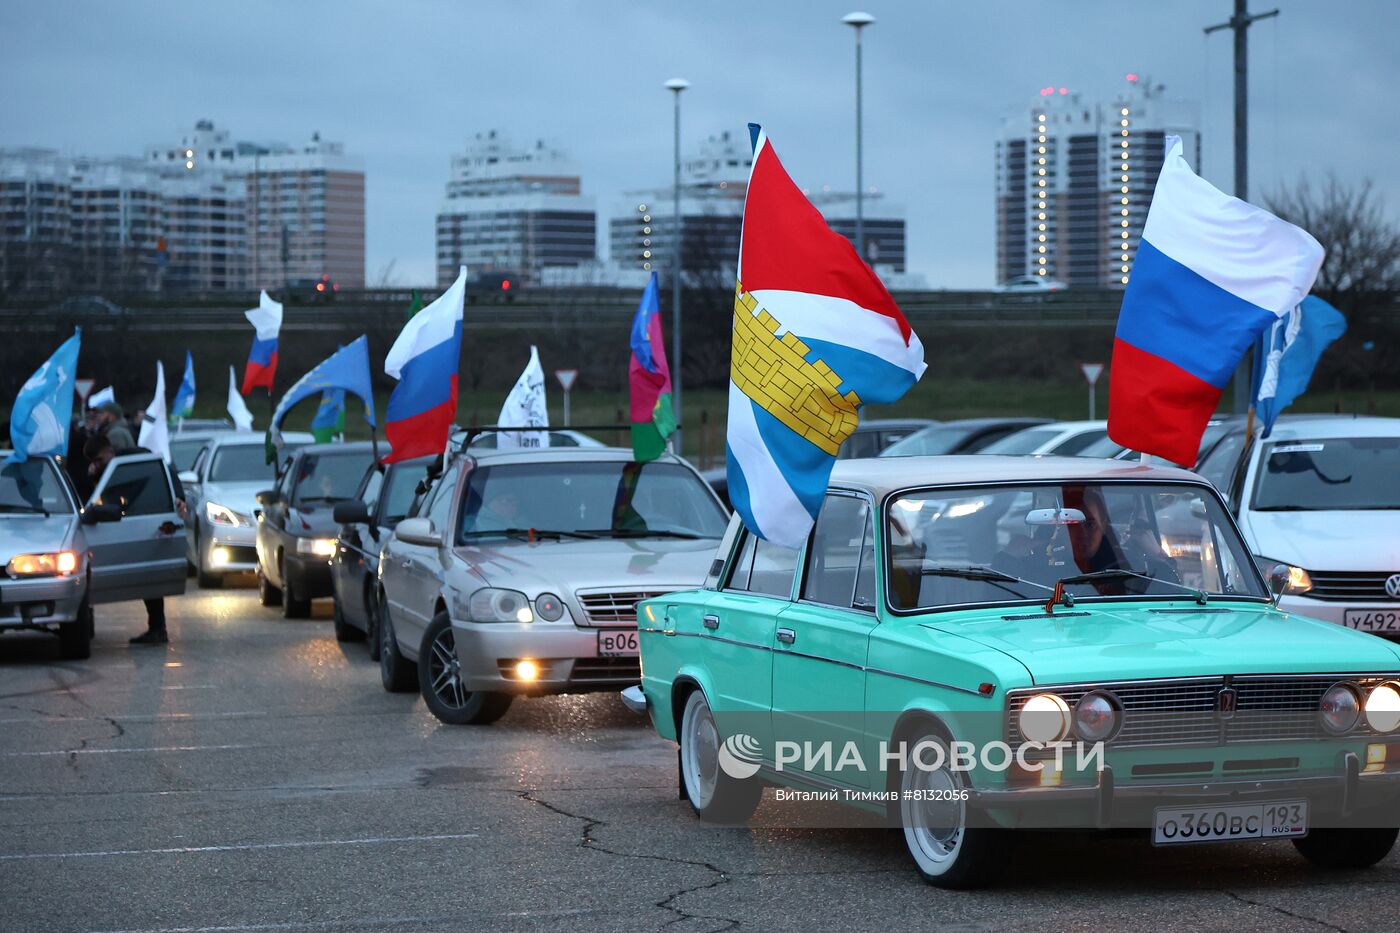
88 385 116 409
496 345 549 449
138 361 171 463
245 289 283 339
227 365 255 431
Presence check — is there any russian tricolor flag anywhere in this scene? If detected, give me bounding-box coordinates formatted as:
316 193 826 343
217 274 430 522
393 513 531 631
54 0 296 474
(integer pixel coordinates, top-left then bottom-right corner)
242 290 283 395
383 266 466 463
1108 136 1323 466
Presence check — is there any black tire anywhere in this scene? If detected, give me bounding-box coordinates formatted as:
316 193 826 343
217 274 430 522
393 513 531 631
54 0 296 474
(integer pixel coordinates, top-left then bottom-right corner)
257 563 282 607
378 592 416 693
678 689 763 823
893 728 1008 889
281 559 311 619
417 612 513 725
332 596 363 642
365 583 382 662
58 600 93 660
1293 827 1399 869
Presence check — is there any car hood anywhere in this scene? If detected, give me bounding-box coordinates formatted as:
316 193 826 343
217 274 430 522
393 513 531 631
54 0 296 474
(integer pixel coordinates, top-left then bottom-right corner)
0 515 80 563
452 536 717 597
202 481 267 518
920 602 1400 686
1244 510 1400 571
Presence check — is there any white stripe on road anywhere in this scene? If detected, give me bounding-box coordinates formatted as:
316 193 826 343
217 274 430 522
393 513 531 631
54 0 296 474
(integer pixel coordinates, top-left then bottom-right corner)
0 832 479 862
3 744 257 757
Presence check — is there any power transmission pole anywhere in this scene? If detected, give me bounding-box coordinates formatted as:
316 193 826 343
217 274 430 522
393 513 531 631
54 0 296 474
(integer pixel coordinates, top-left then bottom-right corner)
1206 0 1279 415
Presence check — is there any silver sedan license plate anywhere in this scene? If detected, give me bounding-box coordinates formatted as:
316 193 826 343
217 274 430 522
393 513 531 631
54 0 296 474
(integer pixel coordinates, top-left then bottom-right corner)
1345 610 1400 633
1153 800 1307 845
598 629 639 657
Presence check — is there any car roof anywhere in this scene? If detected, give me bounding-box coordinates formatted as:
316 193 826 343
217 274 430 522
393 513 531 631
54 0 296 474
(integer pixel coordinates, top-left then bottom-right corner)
829 454 1203 500
462 445 688 468
293 441 380 457
1256 414 1400 440
208 431 313 449
857 418 937 430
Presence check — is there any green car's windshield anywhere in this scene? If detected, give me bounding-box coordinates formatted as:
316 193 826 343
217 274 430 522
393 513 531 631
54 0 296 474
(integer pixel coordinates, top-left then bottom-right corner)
885 482 1267 611
456 461 727 543
0 456 74 515
1252 438 1400 511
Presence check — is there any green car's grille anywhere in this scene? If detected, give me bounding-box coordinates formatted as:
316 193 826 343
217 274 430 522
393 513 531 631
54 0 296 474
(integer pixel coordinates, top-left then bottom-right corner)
1007 675 1396 749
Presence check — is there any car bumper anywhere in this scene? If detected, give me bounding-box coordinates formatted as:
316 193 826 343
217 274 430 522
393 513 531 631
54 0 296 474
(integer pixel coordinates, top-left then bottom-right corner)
970 750 1400 829
1278 595 1400 636
200 522 259 574
284 553 335 600
451 619 640 695
0 574 86 631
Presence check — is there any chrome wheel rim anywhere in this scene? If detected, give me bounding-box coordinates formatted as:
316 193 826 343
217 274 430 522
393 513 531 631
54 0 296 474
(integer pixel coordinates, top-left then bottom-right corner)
681 694 719 808
428 625 469 709
900 739 966 874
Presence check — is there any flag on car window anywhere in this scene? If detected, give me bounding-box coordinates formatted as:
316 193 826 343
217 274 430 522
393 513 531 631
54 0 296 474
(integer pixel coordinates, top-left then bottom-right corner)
1252 295 1347 439
242 290 283 395
1107 136 1323 465
383 266 466 462
728 124 926 549
171 350 196 421
9 329 80 462
628 271 676 462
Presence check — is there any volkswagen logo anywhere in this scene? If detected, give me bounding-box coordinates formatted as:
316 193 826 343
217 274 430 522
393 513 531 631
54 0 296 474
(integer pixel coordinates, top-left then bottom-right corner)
1386 574 1400 600
1217 687 1237 719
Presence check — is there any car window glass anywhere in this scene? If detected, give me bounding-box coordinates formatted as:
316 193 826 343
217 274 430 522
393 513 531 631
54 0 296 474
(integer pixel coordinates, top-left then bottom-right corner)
744 538 798 599
725 531 758 591
0 457 75 515
292 451 374 506
191 446 208 477
1052 429 1109 456
705 517 743 589
169 438 207 472
96 459 173 516
381 463 427 525
981 427 1061 455
1197 431 1245 493
802 495 870 607
425 465 460 533
854 516 877 610
1251 438 1400 511
359 469 384 514
839 432 881 460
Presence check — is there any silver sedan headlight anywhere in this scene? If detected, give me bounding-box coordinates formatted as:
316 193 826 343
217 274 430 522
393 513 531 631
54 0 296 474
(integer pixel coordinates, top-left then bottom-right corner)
468 588 534 623
205 501 244 527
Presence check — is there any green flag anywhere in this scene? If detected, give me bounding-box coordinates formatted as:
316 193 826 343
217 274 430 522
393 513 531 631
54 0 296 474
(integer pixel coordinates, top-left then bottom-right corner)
405 289 424 321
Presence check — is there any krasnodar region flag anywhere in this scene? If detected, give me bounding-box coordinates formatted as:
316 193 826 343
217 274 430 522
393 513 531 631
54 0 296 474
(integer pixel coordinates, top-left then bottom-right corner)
497 345 549 449
9 329 80 462
628 271 676 462
729 124 926 549
242 290 283 395
383 266 466 462
1108 135 1323 465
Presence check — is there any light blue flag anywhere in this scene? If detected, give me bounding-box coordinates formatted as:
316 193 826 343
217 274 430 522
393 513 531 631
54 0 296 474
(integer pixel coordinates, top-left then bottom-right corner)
9 330 81 462
171 351 197 420
267 335 377 460
1254 295 1347 438
310 388 346 443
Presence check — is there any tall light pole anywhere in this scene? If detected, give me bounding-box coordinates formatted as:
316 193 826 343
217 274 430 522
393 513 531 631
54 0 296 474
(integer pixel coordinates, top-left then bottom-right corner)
664 77 689 454
842 11 875 261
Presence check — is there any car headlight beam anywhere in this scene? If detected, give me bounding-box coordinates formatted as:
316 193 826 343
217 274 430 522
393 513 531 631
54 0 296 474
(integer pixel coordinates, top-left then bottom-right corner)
296 537 337 558
1019 693 1071 744
1365 683 1400 734
6 551 79 577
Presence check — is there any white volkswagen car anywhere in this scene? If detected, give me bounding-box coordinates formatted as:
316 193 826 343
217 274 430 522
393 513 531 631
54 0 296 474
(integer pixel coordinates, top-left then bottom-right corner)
1193 415 1400 637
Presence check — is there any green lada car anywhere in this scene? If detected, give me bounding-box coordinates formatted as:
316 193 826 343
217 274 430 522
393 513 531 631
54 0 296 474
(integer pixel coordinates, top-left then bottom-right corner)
628 456 1400 888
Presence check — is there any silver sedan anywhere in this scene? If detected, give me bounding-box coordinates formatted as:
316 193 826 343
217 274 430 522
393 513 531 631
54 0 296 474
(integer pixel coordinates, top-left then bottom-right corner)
376 446 729 724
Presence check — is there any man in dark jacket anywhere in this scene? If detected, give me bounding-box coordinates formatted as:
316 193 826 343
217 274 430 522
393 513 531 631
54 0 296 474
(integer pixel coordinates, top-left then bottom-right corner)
94 402 135 450
83 435 187 646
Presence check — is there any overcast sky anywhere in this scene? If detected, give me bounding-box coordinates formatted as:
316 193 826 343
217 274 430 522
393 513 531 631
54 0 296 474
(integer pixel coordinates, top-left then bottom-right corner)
3 0 1396 288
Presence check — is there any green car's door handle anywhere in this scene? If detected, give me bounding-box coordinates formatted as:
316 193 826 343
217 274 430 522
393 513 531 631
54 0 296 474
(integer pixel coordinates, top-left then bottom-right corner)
776 627 796 645
702 614 720 631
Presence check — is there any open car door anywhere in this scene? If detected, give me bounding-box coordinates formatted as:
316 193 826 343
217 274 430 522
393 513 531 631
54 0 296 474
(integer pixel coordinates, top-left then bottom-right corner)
86 453 188 604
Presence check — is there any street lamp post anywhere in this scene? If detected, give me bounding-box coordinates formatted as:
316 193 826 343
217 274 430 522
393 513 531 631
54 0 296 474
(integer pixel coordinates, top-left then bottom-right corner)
664 77 689 454
842 11 875 262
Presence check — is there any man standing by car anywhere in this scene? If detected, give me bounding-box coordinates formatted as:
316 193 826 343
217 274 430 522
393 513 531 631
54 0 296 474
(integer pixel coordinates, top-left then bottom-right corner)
83 434 187 646
95 401 135 450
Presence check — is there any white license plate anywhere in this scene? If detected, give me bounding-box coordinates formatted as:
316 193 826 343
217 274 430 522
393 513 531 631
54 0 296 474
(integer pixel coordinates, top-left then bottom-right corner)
1345 610 1400 633
597 629 639 657
1153 800 1307 845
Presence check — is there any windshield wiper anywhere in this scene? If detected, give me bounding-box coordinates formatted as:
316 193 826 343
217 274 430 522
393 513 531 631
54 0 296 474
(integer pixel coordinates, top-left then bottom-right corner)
1053 568 1210 606
584 528 707 540
0 503 50 516
920 565 1055 598
460 527 600 541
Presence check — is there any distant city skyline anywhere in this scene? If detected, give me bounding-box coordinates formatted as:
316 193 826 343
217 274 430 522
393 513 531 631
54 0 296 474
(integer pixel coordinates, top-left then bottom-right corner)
2 1 1396 288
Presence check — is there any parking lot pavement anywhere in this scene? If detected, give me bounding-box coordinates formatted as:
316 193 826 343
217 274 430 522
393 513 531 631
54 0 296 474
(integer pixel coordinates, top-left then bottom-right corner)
2 585 1400 933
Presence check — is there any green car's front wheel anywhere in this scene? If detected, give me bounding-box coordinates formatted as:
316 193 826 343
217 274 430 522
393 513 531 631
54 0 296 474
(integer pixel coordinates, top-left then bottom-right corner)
679 689 762 823
896 730 1008 888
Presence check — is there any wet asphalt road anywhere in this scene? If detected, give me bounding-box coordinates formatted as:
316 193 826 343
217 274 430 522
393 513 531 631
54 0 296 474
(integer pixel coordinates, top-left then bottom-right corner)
3 583 1400 933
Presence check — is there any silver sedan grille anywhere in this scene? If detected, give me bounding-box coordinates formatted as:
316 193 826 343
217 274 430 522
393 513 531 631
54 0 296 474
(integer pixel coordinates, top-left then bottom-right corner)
574 590 673 627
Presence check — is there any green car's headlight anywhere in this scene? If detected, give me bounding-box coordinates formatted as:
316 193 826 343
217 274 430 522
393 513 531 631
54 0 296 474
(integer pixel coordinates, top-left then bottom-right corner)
468 588 534 623
1320 683 1361 735
1365 683 1400 734
1019 693 1071 744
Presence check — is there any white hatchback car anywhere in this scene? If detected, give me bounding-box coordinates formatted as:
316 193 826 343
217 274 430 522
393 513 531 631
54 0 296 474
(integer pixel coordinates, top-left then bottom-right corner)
1194 415 1400 637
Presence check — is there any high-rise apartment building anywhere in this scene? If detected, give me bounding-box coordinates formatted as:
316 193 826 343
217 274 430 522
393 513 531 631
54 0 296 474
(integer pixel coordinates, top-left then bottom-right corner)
0 148 74 291
994 77 1200 288
435 131 597 286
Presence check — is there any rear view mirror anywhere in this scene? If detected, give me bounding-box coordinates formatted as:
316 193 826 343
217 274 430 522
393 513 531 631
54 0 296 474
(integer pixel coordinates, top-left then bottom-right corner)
394 517 439 547
256 489 282 507
1025 507 1087 526
178 470 198 486
332 500 370 525
1268 565 1290 599
82 503 122 525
